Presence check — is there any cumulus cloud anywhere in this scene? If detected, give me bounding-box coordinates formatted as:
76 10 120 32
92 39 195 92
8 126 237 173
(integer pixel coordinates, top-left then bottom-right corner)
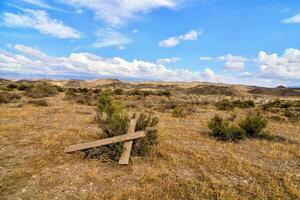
93 28 132 49
258 48 300 80
0 44 210 81
159 30 201 47
58 0 179 27
200 54 247 71
1 9 81 39
201 68 219 82
282 13 300 24
218 54 247 71
156 57 180 64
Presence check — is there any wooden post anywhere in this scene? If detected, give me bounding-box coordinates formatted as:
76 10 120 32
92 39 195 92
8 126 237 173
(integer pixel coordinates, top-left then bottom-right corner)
65 131 145 153
118 118 137 165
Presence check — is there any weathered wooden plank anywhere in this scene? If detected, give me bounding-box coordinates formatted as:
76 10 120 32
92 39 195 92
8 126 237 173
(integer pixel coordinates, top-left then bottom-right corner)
65 131 145 153
119 118 138 165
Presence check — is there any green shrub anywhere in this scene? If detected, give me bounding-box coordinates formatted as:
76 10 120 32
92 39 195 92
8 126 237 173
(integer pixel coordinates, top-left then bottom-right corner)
283 109 300 122
78 87 89 93
215 99 235 111
7 83 18 90
25 83 58 98
28 99 48 107
172 106 185 118
208 115 245 141
114 88 123 95
87 93 159 160
157 90 171 97
0 92 21 104
128 89 142 96
238 112 269 138
208 112 269 141
233 100 255 108
17 83 33 91
54 85 64 92
132 113 159 156
65 90 97 105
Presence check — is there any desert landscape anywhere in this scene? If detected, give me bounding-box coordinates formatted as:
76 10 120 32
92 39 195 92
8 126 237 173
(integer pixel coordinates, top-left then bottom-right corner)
0 78 299 200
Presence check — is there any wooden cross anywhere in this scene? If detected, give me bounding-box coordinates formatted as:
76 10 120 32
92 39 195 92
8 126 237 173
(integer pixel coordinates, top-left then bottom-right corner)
65 114 144 165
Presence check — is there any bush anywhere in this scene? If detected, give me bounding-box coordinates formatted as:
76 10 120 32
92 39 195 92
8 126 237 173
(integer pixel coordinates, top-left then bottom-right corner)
25 83 58 98
65 90 97 105
17 83 33 91
54 85 64 92
172 106 185 118
78 87 89 93
86 93 159 160
157 90 171 97
238 112 269 138
7 83 18 90
0 92 21 104
132 113 159 156
283 109 300 122
28 99 48 107
233 100 255 108
208 112 269 141
114 88 123 95
215 99 235 111
208 115 245 141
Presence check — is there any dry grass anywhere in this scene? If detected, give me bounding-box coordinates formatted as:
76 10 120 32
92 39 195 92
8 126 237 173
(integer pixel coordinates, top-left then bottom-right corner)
0 89 300 200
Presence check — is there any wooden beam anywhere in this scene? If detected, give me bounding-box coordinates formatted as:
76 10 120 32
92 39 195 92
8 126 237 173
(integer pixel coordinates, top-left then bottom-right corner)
65 131 145 153
119 118 137 165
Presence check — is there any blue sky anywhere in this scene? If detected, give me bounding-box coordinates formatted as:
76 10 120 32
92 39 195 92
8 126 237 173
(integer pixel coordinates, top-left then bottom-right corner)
0 0 300 86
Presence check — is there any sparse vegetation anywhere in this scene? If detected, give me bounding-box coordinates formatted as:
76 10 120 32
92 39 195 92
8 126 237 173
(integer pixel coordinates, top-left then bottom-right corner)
28 99 49 107
208 112 269 141
0 92 21 104
172 106 185 117
215 99 235 111
215 99 255 111
1 79 299 200
238 112 269 138
65 89 98 105
114 88 123 95
208 115 245 141
25 82 58 98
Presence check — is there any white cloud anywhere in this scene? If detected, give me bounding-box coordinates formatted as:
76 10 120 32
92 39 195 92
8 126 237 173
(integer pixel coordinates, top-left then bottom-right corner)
200 54 247 71
156 57 180 64
159 30 201 47
282 13 300 24
93 28 132 49
0 44 208 81
22 0 62 11
200 56 213 61
58 0 179 27
258 48 300 80
201 68 218 82
1 9 81 39
221 54 247 71
238 71 253 78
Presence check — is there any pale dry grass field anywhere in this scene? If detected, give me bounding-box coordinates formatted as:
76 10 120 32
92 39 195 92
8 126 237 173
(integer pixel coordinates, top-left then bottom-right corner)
0 87 300 200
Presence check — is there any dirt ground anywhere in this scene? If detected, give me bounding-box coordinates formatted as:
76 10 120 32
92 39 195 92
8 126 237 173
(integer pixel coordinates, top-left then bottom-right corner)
0 92 300 200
